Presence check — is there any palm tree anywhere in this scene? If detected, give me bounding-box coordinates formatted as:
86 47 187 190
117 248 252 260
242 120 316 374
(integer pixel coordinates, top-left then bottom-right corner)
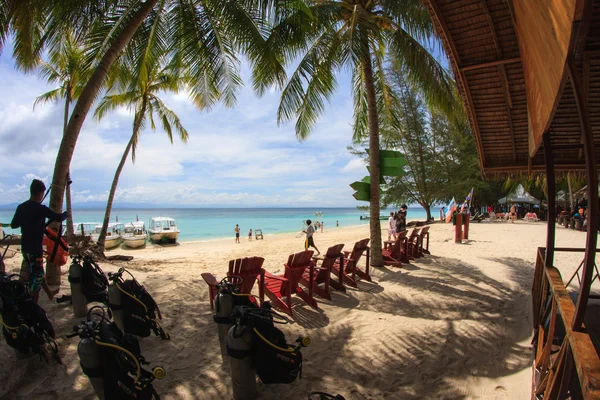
93 60 188 252
259 0 458 266
1 0 280 219
34 33 89 237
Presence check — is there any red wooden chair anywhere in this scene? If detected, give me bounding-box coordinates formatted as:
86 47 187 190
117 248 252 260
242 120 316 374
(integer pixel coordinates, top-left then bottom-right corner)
331 238 371 290
418 226 431 256
300 244 344 300
382 231 408 267
406 228 421 259
259 250 317 317
201 256 265 309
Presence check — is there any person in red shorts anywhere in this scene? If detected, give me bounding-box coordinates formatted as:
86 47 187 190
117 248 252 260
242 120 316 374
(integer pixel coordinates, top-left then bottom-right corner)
10 179 67 303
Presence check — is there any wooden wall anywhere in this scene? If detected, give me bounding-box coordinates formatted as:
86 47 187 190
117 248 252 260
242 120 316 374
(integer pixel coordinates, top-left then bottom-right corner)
512 0 584 157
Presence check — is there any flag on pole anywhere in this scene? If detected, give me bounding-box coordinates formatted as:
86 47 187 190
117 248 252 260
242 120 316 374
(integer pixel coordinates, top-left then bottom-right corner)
136 214 139 221
445 197 457 223
460 187 474 213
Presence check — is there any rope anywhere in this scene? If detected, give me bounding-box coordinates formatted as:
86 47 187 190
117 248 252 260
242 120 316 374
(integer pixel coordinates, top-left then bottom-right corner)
252 327 295 353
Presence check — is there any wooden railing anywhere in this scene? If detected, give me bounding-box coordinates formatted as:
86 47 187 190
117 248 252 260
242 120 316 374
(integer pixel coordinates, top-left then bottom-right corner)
531 247 600 399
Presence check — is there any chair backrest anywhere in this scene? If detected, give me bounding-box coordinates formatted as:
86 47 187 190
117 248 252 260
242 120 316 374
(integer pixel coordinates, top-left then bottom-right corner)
347 238 370 270
408 228 420 241
420 226 430 237
227 256 265 293
283 250 314 290
321 244 344 270
397 230 407 240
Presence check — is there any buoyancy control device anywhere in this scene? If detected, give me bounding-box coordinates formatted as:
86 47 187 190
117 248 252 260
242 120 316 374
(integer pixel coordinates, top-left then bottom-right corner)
228 303 310 385
68 306 166 400
64 255 110 318
0 273 61 362
108 268 169 340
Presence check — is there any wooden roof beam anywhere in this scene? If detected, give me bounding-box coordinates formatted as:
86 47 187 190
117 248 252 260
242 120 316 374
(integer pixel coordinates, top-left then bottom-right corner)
460 57 521 72
480 0 517 162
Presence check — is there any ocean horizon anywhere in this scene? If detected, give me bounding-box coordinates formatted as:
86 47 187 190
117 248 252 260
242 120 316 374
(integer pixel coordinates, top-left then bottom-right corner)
0 206 442 242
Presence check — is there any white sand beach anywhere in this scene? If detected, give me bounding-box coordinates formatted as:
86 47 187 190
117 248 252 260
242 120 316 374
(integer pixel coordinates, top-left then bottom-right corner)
0 221 592 399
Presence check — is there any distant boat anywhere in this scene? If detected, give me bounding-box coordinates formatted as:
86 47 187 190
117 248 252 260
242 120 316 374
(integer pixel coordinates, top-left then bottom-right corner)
122 221 147 249
91 223 124 249
72 222 101 238
148 217 180 243
360 214 389 220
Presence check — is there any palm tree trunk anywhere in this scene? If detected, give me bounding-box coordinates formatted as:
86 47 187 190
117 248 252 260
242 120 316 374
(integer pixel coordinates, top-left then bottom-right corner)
97 104 146 253
362 51 383 267
48 0 159 215
568 172 575 211
63 90 74 237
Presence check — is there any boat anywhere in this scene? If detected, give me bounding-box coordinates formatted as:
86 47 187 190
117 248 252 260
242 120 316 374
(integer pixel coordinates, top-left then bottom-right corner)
72 222 101 238
91 223 125 249
122 221 147 249
360 214 390 220
148 217 180 243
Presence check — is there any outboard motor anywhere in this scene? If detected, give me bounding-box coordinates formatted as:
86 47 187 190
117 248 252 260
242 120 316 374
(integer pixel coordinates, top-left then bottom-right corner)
68 306 165 400
0 274 61 363
107 268 169 340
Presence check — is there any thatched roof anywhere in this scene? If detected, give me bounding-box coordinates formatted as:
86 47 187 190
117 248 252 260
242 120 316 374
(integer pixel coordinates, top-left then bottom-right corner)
423 0 600 174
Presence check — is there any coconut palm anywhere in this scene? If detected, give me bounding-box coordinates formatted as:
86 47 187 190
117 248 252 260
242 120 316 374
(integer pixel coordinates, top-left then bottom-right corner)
259 0 458 266
93 58 189 252
34 33 89 237
1 0 281 220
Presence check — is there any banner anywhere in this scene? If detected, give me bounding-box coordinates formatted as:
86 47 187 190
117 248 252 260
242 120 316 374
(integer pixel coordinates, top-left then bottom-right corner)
445 197 457 223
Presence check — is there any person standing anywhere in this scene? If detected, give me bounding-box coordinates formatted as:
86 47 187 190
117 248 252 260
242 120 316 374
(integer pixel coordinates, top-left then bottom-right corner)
303 219 320 256
388 212 397 241
248 228 253 241
321 221 324 233
234 224 240 243
10 179 68 303
336 220 339 227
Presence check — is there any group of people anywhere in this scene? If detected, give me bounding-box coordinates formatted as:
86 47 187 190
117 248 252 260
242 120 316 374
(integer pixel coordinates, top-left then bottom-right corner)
234 224 255 243
387 205 408 241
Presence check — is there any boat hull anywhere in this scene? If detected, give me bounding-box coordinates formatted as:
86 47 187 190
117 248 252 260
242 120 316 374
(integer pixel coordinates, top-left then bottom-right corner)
104 237 122 249
123 236 146 249
149 231 179 243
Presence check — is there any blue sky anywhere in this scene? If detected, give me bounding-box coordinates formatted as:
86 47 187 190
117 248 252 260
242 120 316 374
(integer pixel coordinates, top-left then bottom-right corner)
0 49 370 208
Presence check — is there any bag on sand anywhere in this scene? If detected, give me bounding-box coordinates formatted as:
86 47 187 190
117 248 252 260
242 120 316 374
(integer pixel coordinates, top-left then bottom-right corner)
119 278 169 340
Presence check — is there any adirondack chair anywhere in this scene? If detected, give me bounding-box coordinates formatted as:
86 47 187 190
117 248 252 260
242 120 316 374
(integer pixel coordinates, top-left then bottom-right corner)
259 250 317 317
201 256 265 309
406 228 421 259
418 226 431 256
382 230 408 267
331 238 371 290
300 244 344 300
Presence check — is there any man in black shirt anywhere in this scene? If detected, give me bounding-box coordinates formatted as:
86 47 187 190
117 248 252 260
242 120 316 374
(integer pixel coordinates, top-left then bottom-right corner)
11 179 67 303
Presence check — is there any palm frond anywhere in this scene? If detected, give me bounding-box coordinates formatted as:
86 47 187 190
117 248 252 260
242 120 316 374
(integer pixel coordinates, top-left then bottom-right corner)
94 91 138 121
33 88 62 109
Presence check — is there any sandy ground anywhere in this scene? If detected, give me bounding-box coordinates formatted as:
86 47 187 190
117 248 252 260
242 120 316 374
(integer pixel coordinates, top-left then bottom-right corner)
0 219 595 400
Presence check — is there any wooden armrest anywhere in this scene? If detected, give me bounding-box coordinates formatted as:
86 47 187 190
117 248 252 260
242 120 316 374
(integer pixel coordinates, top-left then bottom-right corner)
201 272 219 287
312 256 325 261
264 271 288 282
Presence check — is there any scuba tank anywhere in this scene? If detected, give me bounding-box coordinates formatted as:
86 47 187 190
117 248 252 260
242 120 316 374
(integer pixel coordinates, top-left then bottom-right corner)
227 322 257 400
107 268 169 340
107 280 124 332
69 256 88 318
212 276 245 364
68 306 165 400
77 329 105 399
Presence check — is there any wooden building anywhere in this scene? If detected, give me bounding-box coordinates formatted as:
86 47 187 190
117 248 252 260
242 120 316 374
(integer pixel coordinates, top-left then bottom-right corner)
423 0 600 398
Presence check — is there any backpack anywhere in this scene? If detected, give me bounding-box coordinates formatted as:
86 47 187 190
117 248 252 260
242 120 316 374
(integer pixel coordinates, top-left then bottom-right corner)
81 258 109 304
110 270 169 340
0 275 58 360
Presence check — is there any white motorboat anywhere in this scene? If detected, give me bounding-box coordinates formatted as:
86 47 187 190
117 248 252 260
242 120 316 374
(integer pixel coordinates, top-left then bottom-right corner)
91 223 125 249
72 222 101 238
148 217 180 243
122 221 147 249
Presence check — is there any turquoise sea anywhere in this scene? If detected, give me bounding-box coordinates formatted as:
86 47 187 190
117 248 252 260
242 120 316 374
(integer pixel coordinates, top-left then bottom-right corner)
0 207 442 242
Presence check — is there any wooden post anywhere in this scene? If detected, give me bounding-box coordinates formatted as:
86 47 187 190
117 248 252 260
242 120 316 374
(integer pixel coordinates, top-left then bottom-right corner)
568 63 598 330
464 214 470 240
454 214 463 243
543 133 556 267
